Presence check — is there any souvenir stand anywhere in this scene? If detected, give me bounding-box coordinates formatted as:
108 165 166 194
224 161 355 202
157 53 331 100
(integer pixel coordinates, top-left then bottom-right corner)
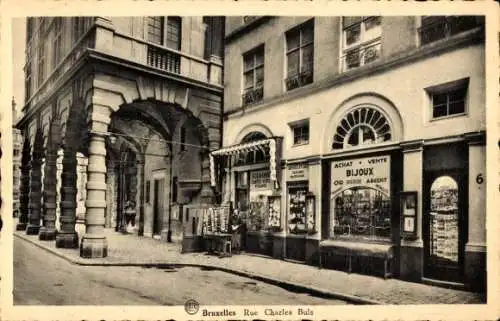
202 205 233 257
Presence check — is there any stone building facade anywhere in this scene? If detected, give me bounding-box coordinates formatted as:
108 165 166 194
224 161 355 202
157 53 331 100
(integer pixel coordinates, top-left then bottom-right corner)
210 16 486 291
16 16 224 257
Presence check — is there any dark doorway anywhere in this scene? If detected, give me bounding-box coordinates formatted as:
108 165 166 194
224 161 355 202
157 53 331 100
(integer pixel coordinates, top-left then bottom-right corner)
423 170 467 283
153 178 165 235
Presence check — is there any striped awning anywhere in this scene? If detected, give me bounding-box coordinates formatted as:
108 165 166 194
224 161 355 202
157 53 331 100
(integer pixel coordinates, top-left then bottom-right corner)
209 138 278 187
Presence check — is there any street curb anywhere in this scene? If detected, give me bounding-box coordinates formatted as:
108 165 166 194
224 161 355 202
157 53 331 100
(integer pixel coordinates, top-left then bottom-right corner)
15 232 382 305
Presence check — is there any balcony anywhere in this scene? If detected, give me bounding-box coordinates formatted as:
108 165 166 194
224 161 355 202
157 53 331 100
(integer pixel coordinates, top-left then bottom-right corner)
147 45 181 74
419 16 483 46
341 41 381 72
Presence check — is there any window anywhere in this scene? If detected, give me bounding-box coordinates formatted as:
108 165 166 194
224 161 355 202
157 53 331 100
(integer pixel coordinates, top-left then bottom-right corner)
419 16 483 46
236 132 269 165
52 18 63 68
285 19 314 91
332 107 392 150
25 62 32 101
180 126 186 151
166 16 182 50
147 16 164 45
427 78 468 119
37 44 46 87
332 187 391 241
242 46 264 106
431 88 467 119
147 16 182 49
290 120 309 145
73 17 87 41
341 16 381 71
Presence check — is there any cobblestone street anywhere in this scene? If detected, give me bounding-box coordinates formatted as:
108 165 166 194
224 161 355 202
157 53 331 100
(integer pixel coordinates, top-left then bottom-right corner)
14 237 348 305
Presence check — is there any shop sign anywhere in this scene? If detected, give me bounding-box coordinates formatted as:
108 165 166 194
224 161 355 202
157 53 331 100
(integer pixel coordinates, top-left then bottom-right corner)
250 169 271 191
331 155 391 196
286 162 309 182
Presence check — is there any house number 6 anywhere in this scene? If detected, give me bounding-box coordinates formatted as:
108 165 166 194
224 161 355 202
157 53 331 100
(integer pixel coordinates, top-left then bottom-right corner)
476 174 484 184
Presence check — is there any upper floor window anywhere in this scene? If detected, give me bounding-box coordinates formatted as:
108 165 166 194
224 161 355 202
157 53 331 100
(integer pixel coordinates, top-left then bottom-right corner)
73 17 87 42
147 16 182 50
290 119 310 146
419 16 483 46
285 19 314 91
166 16 182 50
427 79 468 119
147 17 164 45
332 107 392 150
242 45 264 106
25 62 32 101
341 16 381 72
52 18 63 69
37 44 46 87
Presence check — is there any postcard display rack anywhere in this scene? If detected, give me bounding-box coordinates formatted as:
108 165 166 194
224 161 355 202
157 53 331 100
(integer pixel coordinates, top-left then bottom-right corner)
203 205 232 257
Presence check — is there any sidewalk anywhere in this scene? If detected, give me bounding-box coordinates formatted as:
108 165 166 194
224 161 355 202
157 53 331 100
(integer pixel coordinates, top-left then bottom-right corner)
14 226 485 305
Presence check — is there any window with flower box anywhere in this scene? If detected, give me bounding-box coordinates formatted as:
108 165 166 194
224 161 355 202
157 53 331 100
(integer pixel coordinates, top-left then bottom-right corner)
341 16 381 72
285 19 314 91
242 45 264 106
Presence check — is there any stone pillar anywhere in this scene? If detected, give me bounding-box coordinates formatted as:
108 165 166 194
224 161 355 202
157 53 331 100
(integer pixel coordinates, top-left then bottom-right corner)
76 154 88 223
464 132 486 292
205 17 224 85
137 157 145 236
200 150 215 205
80 132 108 258
16 135 31 231
26 129 44 235
39 119 61 240
399 140 424 281
55 146 79 248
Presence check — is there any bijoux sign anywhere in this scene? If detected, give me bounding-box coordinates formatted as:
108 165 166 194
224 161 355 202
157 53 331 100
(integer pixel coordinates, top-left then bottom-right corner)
331 155 391 196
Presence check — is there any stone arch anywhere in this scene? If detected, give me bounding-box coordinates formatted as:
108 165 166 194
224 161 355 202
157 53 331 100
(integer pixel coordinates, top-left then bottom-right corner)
234 123 274 144
321 92 404 154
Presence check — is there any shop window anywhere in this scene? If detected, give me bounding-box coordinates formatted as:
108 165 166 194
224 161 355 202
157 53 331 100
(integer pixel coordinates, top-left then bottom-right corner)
419 16 483 46
331 187 391 241
242 45 264 106
341 16 381 72
332 107 392 150
290 120 309 146
288 186 307 234
285 19 314 91
429 176 459 263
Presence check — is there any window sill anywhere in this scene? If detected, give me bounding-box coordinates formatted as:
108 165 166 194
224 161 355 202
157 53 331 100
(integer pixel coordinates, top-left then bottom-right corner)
292 142 309 147
429 112 467 123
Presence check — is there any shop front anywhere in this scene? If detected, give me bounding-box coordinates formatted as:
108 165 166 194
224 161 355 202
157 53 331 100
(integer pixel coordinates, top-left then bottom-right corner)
210 136 284 258
320 151 403 278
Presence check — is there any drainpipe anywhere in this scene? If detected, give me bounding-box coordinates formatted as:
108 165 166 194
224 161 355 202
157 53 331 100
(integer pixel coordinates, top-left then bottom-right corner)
167 149 173 242
138 155 145 236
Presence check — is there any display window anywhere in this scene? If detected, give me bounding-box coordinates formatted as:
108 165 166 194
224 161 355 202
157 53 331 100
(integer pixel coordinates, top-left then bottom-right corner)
331 187 391 241
288 186 308 234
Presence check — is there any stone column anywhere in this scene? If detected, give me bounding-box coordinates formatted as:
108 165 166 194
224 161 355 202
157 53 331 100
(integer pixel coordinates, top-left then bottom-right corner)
16 135 32 231
39 119 61 240
200 151 215 205
399 140 424 281
26 129 44 235
464 132 486 292
80 132 108 258
137 157 145 236
55 146 79 248
105 158 115 228
55 149 64 231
